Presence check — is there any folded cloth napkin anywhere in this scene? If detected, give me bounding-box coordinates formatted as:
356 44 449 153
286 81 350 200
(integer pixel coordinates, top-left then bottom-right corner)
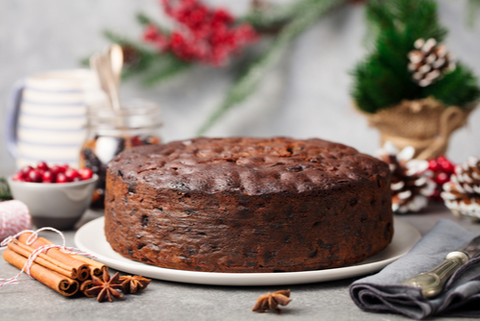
350 219 480 320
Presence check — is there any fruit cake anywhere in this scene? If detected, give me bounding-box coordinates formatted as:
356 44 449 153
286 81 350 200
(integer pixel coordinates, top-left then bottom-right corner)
104 137 393 273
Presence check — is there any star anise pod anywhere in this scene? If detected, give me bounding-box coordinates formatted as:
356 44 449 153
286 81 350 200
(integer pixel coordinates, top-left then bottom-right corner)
252 290 292 313
119 275 151 294
85 271 123 302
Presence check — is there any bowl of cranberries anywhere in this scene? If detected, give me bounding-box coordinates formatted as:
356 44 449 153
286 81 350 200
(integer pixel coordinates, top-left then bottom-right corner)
8 162 98 230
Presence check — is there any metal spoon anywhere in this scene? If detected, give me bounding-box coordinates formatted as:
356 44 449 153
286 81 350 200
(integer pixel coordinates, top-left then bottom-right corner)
100 54 121 111
108 44 123 90
90 53 113 110
90 49 121 111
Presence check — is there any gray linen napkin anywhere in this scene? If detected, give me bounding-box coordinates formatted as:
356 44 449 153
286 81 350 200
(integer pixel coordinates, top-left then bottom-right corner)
350 219 480 320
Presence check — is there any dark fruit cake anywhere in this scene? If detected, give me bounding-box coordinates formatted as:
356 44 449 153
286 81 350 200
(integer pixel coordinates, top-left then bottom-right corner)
104 137 393 273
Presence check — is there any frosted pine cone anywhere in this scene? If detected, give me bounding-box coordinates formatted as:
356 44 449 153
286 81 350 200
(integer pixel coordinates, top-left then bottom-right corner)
408 38 456 87
441 156 480 218
377 142 436 213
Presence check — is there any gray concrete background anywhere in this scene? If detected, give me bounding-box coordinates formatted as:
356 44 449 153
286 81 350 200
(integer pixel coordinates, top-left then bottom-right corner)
1 0 480 175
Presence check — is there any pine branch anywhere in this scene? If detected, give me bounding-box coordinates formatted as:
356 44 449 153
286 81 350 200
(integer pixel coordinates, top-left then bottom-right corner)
467 0 480 27
103 30 191 85
136 12 171 34
197 0 347 135
0 177 12 202
241 0 319 32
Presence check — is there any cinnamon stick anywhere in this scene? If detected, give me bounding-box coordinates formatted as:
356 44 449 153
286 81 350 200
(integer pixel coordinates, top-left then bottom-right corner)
18 233 90 281
72 254 107 277
7 239 77 279
80 280 96 298
3 248 79 296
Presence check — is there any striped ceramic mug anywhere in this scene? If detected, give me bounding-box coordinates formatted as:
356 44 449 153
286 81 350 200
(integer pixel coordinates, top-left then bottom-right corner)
6 69 104 169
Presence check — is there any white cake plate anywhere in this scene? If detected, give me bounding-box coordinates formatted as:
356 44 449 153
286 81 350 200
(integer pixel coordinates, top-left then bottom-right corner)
74 217 420 286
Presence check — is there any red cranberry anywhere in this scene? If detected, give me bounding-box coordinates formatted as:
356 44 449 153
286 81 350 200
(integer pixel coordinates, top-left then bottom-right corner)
12 172 24 181
20 165 34 176
78 168 94 180
56 173 68 183
50 165 61 176
143 24 160 41
58 164 69 173
28 169 43 183
436 172 450 185
428 159 439 172
65 168 80 182
440 161 454 174
437 155 447 163
42 170 56 183
37 161 49 171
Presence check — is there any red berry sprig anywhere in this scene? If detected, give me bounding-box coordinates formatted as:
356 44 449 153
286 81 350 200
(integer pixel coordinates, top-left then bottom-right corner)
12 162 94 184
142 0 258 66
427 155 455 201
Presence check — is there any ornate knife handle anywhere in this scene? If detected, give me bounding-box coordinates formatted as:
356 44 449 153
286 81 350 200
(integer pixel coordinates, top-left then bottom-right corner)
400 251 469 298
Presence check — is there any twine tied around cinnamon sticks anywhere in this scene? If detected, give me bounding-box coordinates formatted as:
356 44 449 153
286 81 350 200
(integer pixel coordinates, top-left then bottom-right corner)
0 227 105 296
363 97 475 160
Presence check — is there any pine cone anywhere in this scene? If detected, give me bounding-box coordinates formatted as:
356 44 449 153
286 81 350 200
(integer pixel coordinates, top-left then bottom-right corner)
378 142 436 213
408 38 456 87
441 157 480 218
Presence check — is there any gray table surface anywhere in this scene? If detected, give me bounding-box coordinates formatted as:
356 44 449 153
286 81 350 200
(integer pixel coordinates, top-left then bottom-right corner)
2 202 480 321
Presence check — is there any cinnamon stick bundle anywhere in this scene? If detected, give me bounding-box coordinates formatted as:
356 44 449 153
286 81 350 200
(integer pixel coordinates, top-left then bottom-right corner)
2 249 79 296
3 233 151 302
18 233 90 281
7 239 77 279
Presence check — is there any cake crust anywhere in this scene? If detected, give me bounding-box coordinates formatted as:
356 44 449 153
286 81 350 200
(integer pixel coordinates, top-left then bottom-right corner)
105 137 393 272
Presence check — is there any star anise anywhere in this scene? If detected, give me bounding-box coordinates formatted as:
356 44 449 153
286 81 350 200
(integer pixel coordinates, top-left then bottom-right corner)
119 275 151 294
252 290 292 313
85 271 123 302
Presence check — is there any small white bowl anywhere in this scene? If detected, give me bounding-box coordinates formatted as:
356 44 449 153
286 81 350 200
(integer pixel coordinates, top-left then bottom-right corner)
8 175 98 230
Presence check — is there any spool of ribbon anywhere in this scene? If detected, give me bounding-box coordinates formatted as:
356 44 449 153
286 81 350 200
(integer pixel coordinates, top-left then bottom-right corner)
0 200 32 242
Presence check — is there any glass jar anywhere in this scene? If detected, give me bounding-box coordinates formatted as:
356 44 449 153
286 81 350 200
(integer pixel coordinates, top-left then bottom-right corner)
80 99 162 208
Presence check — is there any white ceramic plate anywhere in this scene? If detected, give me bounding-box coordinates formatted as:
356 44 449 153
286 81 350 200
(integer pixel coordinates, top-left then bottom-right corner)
75 217 420 286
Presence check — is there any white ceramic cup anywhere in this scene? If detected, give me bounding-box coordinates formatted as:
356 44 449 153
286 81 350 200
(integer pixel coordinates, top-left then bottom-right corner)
6 69 104 169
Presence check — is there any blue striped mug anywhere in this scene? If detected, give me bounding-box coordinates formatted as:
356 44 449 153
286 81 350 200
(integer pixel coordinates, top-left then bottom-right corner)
6 69 104 169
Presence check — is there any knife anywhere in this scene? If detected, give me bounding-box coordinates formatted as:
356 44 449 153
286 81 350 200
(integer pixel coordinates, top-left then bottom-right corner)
401 234 480 298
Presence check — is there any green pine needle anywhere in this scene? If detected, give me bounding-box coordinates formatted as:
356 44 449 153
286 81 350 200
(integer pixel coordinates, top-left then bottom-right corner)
142 53 192 86
197 0 347 135
423 63 480 108
352 0 479 113
0 177 12 202
136 12 152 26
